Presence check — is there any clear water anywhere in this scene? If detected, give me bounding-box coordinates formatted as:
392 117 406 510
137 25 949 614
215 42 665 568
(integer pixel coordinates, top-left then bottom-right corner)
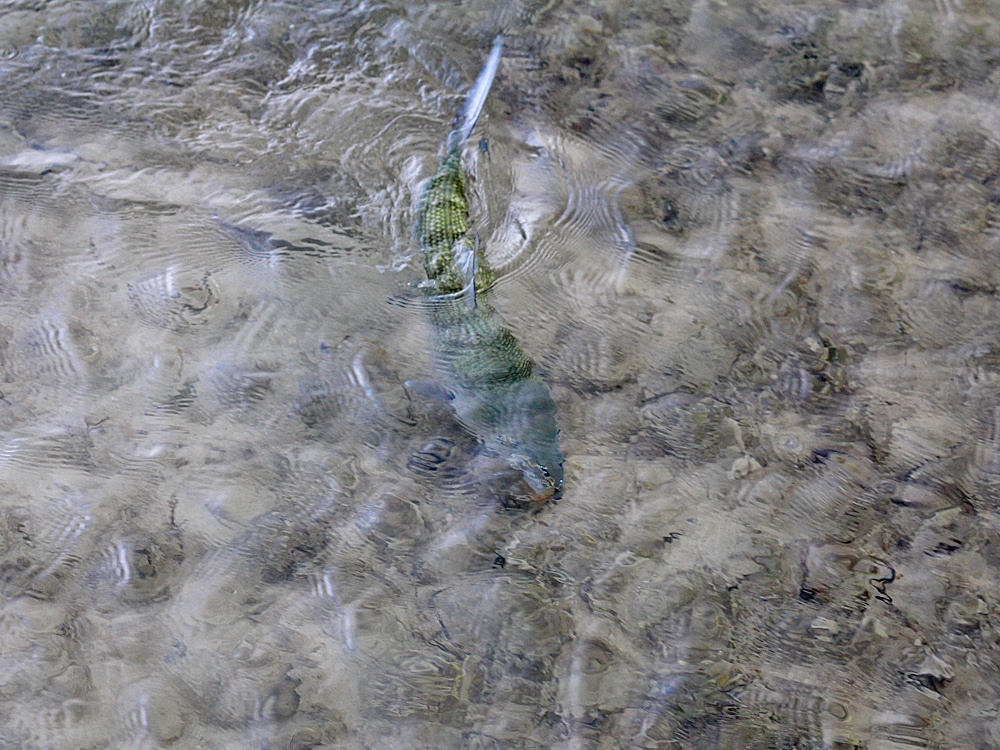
1 0 999 747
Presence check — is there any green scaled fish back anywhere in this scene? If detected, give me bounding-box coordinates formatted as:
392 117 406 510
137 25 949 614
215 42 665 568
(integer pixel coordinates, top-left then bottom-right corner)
419 153 470 294
419 153 469 252
418 153 498 297
429 304 535 389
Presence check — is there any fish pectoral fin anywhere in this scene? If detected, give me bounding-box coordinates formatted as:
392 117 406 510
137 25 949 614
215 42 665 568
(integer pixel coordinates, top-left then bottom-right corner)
462 280 477 310
405 379 455 402
453 236 479 310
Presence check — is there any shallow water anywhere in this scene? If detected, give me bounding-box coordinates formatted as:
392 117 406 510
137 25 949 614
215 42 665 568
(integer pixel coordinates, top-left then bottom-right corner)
2 0 1000 747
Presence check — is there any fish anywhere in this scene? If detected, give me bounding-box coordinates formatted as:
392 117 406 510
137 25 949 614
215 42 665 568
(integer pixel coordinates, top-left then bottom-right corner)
411 36 564 501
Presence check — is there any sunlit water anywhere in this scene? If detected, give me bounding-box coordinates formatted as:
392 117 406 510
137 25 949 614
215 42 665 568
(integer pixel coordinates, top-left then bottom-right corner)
1 0 1000 747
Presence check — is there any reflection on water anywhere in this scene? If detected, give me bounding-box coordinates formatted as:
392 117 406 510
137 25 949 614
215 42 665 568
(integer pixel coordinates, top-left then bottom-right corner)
1 0 1000 747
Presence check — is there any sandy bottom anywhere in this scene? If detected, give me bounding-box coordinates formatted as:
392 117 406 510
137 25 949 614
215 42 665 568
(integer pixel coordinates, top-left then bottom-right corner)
0 0 999 747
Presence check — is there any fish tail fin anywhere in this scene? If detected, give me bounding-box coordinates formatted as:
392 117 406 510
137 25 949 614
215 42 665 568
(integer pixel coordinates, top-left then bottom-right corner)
447 36 503 154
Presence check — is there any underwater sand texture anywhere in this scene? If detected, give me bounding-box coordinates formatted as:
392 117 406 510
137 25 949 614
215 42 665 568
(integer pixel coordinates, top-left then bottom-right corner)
1 0 1000 747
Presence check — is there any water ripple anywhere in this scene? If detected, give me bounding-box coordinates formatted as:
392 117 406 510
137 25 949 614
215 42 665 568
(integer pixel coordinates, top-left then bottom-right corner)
0 1 997 746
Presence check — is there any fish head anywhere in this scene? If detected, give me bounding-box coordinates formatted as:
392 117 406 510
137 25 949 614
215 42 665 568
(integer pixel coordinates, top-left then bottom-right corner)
498 378 564 501
453 377 564 502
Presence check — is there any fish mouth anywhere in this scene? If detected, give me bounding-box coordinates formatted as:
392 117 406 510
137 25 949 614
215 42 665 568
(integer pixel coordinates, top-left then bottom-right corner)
528 483 562 502
512 453 563 502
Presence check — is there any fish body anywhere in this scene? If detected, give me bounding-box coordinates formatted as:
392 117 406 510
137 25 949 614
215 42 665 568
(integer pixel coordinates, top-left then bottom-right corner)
414 38 563 500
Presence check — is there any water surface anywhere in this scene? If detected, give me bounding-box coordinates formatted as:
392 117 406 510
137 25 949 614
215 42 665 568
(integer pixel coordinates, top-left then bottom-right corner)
1 0 999 747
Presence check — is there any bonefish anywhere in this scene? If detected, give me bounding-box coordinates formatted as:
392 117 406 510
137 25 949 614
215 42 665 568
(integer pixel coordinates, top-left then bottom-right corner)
411 37 563 500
